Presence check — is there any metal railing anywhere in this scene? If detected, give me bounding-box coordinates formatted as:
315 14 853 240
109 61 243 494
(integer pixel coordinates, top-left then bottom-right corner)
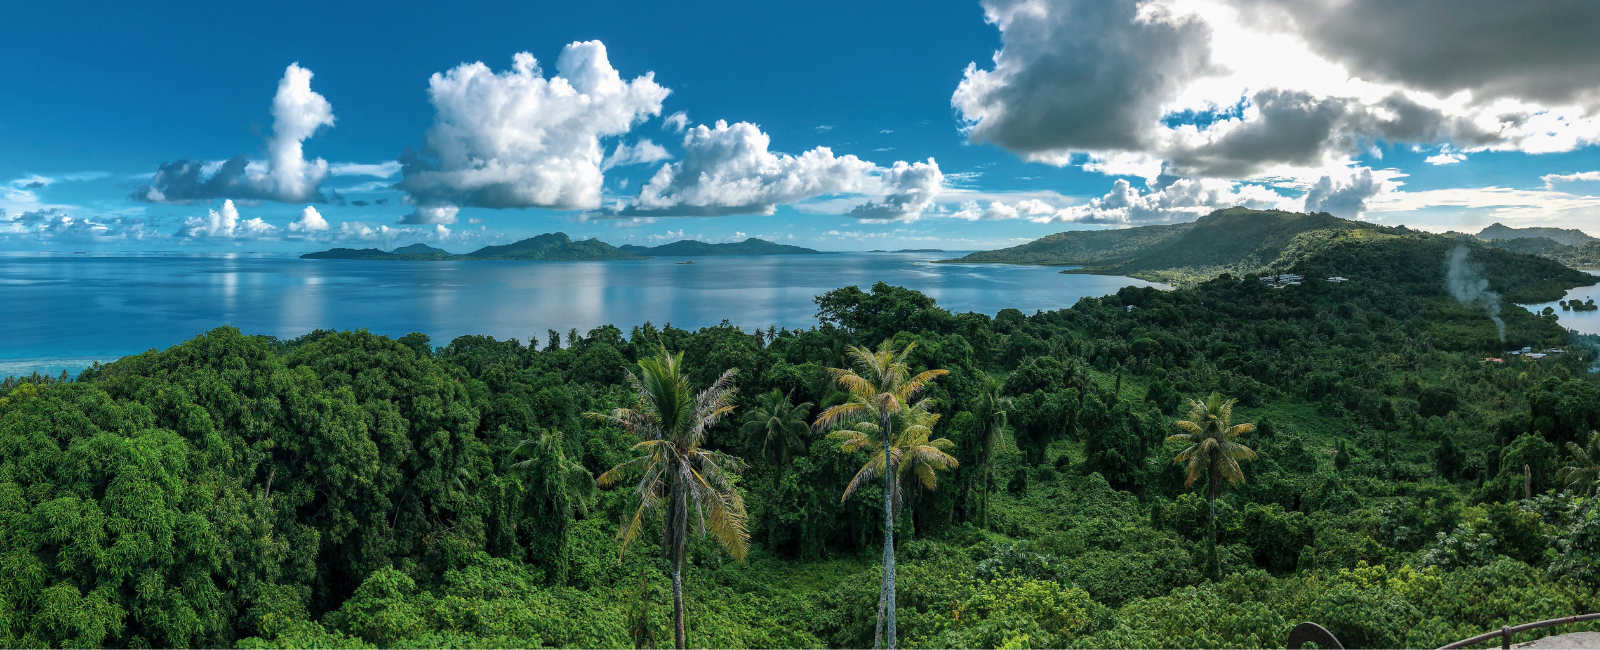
1439 612 1600 649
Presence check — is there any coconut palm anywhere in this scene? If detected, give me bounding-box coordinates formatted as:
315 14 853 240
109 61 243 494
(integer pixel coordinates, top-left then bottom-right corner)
739 389 812 465
594 350 747 650
508 429 597 584
1558 431 1600 496
814 339 950 650
1169 391 1257 578
971 370 1011 527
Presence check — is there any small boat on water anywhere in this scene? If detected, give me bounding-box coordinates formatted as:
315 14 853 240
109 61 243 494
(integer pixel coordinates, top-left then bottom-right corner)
677 260 694 264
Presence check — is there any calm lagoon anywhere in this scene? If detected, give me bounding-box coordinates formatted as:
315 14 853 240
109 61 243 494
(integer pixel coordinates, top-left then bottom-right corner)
1520 270 1600 337
2 251 1165 377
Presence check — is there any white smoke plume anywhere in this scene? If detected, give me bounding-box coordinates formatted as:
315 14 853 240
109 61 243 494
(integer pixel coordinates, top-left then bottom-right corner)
1445 245 1505 342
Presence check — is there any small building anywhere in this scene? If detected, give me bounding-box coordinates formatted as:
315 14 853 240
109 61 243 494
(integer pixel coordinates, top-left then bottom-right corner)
1547 348 1565 354
1327 276 1348 283
1528 353 1547 360
1510 351 1522 356
1522 347 1533 354
1484 357 1504 363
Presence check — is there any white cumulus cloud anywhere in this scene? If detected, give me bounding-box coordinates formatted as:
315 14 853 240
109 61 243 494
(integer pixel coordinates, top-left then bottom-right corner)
602 139 672 171
135 64 335 204
176 200 278 239
395 41 670 214
610 120 943 220
289 206 329 233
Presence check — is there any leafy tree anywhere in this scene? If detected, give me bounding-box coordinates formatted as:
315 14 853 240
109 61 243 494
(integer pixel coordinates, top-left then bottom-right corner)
509 429 597 584
738 389 812 465
593 350 748 650
1558 431 1600 496
814 339 950 650
1169 391 1258 578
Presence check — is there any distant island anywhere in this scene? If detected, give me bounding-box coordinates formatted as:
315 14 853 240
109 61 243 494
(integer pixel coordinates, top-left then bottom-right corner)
617 238 822 256
895 248 946 253
302 235 819 261
301 243 454 260
943 207 1597 300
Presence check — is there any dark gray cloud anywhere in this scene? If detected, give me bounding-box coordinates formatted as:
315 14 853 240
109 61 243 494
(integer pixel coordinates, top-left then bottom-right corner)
1302 168 1379 218
953 0 1215 157
1168 90 1498 178
131 156 326 204
953 0 1599 193
1235 0 1600 109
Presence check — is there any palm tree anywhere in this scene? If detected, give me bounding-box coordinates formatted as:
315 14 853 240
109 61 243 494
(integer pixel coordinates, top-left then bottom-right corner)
1558 431 1600 496
739 389 813 465
594 350 748 650
814 339 951 650
1168 391 1257 578
508 429 597 584
971 370 1011 528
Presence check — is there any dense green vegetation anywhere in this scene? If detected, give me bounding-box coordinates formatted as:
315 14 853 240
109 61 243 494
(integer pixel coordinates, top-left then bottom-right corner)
1483 237 1600 270
301 243 456 260
7 233 1600 648
618 239 823 256
945 208 1600 289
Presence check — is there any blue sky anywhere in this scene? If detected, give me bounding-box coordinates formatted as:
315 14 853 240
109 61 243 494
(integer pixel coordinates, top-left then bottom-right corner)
3 0 1598 253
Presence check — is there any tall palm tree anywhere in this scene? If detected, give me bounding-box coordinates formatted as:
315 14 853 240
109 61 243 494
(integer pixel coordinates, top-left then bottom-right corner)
594 350 748 650
739 389 813 465
1558 431 1600 496
814 339 950 650
1169 391 1257 578
971 370 1011 528
509 429 597 584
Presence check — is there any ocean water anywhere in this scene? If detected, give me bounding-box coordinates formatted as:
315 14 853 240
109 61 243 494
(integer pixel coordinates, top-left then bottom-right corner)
1521 270 1600 337
1 251 1166 377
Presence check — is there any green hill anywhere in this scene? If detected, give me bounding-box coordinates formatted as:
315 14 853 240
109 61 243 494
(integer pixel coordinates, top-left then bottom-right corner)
1270 228 1596 303
392 243 452 256
1477 222 1597 246
301 243 453 260
946 208 1364 284
945 208 1598 296
300 247 395 260
303 234 644 261
617 238 822 256
1483 237 1600 269
458 233 644 261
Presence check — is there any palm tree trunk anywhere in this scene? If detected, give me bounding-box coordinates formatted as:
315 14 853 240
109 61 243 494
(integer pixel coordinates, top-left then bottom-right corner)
882 452 897 650
671 565 686 650
872 585 886 649
1208 463 1220 579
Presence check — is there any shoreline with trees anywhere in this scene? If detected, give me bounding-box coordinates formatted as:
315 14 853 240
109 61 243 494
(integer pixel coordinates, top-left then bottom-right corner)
3 235 1600 648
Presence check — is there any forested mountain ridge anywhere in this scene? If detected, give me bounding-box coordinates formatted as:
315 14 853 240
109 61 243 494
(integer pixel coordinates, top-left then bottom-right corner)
301 242 454 260
1477 223 1597 247
946 208 1366 284
5 238 1600 648
948 207 1600 287
617 238 823 256
301 235 824 261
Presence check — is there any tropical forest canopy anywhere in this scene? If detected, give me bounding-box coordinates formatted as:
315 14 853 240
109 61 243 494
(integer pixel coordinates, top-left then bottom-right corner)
5 213 1600 648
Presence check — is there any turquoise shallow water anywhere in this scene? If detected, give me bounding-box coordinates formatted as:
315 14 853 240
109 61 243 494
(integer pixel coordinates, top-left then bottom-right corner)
1 251 1165 377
